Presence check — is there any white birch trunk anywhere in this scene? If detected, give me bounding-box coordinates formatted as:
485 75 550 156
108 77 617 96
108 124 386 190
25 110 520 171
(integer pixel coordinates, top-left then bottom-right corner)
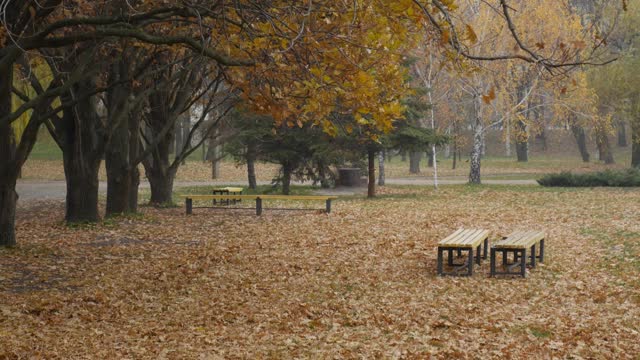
469 96 483 184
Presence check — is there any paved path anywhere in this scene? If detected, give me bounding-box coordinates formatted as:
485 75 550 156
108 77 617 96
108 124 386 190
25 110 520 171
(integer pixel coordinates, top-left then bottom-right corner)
16 178 537 202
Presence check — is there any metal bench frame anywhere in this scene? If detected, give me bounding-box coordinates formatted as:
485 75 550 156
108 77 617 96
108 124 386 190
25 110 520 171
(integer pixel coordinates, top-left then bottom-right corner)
490 235 545 278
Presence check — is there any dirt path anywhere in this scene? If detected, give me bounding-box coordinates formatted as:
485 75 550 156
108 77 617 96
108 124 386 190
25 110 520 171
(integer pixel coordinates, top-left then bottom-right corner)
16 177 537 202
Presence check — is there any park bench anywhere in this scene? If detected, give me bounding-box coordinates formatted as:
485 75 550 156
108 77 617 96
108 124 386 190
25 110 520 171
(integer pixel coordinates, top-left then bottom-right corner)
211 187 243 205
437 229 490 276
182 194 337 215
490 230 545 278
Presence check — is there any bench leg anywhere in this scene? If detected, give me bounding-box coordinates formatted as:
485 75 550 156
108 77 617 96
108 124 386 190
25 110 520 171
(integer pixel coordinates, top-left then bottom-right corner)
437 247 444 276
326 199 332 214
502 250 508 266
483 238 488 259
539 239 545 263
530 244 536 268
457 249 462 258
490 247 496 277
256 197 262 216
186 198 193 215
467 248 474 276
520 248 527 278
475 245 481 265
447 249 454 266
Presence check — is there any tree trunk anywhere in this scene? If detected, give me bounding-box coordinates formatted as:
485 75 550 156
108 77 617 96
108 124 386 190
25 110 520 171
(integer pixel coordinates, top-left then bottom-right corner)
505 115 512 157
57 79 105 223
246 143 257 189
211 141 220 179
148 169 176 205
409 151 422 174
632 120 640 168
378 150 385 186
128 109 141 213
282 164 292 195
469 96 483 184
174 122 182 156
0 177 18 247
368 149 376 198
105 62 134 216
595 127 615 164
0 65 18 247
63 152 101 222
452 141 457 170
427 148 434 167
617 120 628 147
570 123 590 162
515 120 529 162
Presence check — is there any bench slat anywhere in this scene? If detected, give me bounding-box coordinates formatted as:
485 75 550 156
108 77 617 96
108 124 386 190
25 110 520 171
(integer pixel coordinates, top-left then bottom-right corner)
438 229 489 248
494 230 545 249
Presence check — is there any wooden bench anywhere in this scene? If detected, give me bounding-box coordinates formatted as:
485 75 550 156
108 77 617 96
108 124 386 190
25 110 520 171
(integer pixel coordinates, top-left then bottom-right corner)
437 229 490 276
181 194 338 215
490 230 545 278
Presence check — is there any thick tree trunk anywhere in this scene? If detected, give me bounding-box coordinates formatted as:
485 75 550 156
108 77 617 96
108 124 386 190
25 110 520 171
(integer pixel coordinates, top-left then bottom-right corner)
378 150 385 186
105 62 134 216
0 66 17 247
570 123 590 162
282 165 292 195
617 120 628 147
57 79 105 223
632 120 640 168
368 149 376 198
409 151 422 174
63 152 101 222
0 177 18 247
515 120 529 162
317 160 330 188
148 170 176 205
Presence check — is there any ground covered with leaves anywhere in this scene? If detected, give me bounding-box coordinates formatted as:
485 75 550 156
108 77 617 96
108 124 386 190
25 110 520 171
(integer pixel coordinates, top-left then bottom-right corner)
2 186 640 358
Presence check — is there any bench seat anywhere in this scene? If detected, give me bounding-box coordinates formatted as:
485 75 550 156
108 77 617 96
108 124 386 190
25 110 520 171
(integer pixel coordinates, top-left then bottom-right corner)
181 194 338 215
490 230 546 277
437 229 490 276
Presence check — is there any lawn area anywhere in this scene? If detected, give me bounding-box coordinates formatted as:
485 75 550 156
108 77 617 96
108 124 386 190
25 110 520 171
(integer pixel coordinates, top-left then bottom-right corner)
20 129 632 182
2 185 639 358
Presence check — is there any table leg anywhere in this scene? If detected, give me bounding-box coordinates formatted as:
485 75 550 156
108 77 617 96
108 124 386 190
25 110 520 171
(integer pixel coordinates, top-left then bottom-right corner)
520 248 527 277
490 248 496 277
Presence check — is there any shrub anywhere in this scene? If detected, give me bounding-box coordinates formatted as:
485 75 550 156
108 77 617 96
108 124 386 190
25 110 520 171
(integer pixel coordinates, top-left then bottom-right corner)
537 168 640 187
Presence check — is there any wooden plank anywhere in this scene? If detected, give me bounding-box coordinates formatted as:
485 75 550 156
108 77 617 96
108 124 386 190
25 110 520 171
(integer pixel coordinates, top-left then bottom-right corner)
438 229 488 248
438 229 466 245
495 230 545 249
